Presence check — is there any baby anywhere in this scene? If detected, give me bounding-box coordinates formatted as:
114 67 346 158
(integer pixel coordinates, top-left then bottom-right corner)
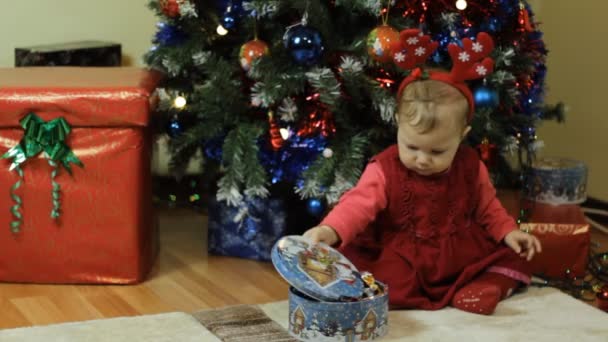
304 30 541 315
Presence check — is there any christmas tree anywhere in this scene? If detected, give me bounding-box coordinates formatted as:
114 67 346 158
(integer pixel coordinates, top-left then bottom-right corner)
145 0 563 215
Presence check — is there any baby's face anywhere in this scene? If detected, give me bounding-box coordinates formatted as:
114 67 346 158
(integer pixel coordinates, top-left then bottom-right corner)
396 106 468 176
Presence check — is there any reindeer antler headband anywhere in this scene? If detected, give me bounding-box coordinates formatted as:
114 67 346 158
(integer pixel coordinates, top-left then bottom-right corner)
394 29 495 122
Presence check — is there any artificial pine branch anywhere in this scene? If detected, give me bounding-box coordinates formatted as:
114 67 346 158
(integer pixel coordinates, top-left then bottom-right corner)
297 148 339 199
541 103 566 123
306 67 343 108
333 134 368 185
334 0 382 15
216 123 268 205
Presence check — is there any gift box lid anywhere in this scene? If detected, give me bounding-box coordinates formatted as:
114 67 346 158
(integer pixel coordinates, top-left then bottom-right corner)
271 235 365 302
531 157 587 172
15 40 120 53
0 67 162 128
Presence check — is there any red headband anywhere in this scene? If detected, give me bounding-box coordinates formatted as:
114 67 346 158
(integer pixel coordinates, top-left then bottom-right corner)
393 29 495 122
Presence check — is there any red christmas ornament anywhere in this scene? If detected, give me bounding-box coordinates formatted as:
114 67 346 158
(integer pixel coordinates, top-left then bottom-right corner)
160 0 181 18
477 138 497 167
366 25 400 63
518 2 534 32
268 112 284 151
239 39 270 71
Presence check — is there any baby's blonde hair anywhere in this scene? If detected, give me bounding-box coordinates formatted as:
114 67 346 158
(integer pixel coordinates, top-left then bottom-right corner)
396 79 469 133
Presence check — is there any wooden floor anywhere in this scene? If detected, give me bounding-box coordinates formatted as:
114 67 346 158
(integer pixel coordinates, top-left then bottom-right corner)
1 204 606 330
0 208 289 329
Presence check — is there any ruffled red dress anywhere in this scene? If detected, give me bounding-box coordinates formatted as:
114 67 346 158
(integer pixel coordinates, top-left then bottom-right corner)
322 145 530 309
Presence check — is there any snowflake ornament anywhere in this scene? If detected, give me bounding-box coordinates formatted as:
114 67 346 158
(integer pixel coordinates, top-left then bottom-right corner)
393 51 406 63
458 51 471 62
476 65 488 76
472 42 483 53
406 37 419 45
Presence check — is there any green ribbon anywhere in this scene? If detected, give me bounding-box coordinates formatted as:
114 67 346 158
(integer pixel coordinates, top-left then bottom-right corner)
2 113 83 233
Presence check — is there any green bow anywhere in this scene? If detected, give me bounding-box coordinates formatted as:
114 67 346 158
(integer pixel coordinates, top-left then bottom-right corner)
2 113 84 233
3 113 83 173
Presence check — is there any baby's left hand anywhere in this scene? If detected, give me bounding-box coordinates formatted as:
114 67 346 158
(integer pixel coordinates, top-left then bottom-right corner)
504 229 542 261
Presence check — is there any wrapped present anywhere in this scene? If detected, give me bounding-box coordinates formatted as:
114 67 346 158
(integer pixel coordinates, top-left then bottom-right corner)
207 195 288 261
520 223 590 279
0 67 161 284
272 236 389 341
15 41 121 67
524 157 587 205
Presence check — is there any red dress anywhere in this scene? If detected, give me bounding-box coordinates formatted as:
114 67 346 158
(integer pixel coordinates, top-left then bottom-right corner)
321 145 530 310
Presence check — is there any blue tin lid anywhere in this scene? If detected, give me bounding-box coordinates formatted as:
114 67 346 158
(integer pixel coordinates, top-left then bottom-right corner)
271 235 365 302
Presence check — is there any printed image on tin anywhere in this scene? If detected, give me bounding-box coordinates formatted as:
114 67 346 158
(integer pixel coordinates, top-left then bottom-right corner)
272 236 365 301
288 287 389 341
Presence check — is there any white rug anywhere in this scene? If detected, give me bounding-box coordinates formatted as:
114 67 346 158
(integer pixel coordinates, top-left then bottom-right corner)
260 287 608 342
0 312 220 342
1 288 607 341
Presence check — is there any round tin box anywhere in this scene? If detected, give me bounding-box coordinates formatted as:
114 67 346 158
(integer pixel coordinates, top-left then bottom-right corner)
272 236 389 341
525 157 587 205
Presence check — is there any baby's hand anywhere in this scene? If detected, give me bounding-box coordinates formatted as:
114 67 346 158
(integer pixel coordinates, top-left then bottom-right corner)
303 225 340 246
504 229 542 261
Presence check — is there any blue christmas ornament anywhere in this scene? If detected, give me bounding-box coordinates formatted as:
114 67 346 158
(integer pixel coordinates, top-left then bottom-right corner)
154 22 187 46
221 14 237 29
306 198 324 217
203 134 226 162
166 117 183 138
284 25 324 66
474 86 500 109
216 0 247 31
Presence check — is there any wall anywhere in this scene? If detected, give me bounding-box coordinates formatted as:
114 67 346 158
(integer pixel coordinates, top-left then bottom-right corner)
0 0 157 67
529 0 608 200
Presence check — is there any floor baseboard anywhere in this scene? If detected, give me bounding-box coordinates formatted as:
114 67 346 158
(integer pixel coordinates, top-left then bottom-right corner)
584 197 608 211
582 197 608 230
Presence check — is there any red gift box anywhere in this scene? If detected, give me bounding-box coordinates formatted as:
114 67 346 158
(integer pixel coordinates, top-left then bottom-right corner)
0 67 161 284
519 223 590 279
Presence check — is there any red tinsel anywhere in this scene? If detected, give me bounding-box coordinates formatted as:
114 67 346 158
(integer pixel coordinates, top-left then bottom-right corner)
518 4 535 32
372 68 397 89
297 100 336 138
268 112 285 151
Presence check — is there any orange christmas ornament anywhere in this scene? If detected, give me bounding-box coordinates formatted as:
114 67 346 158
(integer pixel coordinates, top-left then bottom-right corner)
366 25 400 63
239 39 269 71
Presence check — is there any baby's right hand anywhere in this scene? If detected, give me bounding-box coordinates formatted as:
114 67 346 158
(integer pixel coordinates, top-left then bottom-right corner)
303 225 340 246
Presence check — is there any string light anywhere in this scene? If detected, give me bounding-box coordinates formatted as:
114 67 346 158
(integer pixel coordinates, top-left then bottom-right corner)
216 25 228 36
173 95 187 109
279 128 290 140
456 0 468 10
